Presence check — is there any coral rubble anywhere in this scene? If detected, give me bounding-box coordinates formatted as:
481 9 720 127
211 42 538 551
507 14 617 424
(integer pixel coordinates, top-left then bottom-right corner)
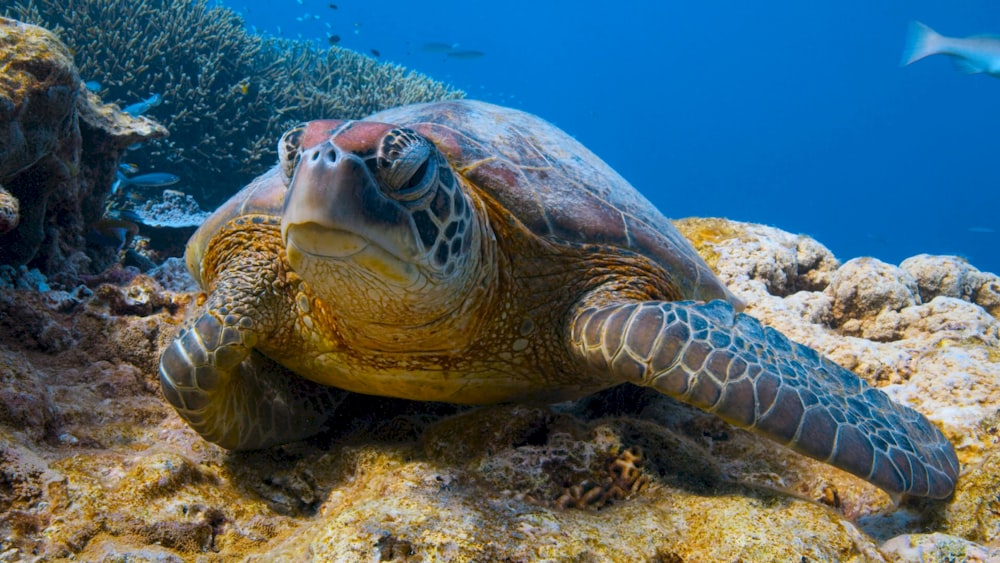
0 17 166 276
4 0 464 208
0 218 996 561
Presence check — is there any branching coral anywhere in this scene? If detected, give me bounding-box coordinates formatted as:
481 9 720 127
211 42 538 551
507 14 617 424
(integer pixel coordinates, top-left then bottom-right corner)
6 0 464 207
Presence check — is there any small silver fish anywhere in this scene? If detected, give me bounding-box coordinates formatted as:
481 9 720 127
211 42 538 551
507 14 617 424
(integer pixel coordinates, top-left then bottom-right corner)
446 50 485 60
902 21 1000 77
118 162 139 174
123 93 163 116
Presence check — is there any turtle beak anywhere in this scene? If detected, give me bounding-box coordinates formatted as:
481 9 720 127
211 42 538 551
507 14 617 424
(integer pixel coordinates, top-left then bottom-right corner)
281 140 420 263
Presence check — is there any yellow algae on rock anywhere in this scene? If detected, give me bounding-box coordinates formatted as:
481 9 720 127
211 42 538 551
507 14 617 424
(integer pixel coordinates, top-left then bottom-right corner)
674 217 840 295
882 532 1000 562
940 450 1000 545
252 440 883 562
671 217 744 271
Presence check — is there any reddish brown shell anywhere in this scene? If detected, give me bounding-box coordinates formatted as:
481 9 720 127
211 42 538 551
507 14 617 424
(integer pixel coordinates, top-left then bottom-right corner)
366 100 737 305
189 101 737 305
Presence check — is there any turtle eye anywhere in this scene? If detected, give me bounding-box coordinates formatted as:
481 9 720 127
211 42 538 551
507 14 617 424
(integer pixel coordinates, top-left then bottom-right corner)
375 128 438 204
279 123 308 184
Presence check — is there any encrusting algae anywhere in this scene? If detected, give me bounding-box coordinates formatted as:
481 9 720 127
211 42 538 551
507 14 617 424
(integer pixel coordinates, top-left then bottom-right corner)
1 13 1000 563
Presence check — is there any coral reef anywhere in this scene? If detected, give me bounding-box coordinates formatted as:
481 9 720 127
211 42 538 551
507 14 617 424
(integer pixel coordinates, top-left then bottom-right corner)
117 189 212 265
422 405 653 510
4 0 464 208
126 190 209 229
0 218 997 560
0 17 166 277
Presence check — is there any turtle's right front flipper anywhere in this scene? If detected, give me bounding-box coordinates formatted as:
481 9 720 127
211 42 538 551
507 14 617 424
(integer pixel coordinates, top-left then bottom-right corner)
160 214 343 450
569 299 959 499
159 300 342 450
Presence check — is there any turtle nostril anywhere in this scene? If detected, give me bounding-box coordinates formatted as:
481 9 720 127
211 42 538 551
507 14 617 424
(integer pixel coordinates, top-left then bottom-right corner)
310 151 320 162
325 149 336 163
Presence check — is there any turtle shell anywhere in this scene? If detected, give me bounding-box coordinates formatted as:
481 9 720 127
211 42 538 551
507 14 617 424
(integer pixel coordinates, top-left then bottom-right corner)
183 167 284 288
365 100 739 306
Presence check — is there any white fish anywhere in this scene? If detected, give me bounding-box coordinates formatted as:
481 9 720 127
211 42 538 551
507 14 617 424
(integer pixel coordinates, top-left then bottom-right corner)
122 93 162 117
902 21 1000 77
112 171 180 194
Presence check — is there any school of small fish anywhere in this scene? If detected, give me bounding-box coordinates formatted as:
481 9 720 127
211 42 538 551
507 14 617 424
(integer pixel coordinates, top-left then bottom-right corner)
238 1 486 61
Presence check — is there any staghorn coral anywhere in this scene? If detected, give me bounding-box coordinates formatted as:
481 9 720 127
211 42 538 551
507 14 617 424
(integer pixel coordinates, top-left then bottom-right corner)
6 0 464 207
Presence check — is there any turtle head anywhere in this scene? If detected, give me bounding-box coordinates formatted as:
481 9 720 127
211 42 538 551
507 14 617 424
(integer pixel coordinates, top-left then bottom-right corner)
280 120 489 341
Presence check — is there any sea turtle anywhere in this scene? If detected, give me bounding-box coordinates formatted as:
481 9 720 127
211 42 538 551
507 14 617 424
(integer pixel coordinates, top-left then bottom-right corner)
159 100 959 499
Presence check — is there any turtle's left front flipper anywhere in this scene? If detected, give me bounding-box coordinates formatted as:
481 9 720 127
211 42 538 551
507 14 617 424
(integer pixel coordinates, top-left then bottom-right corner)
568 299 959 499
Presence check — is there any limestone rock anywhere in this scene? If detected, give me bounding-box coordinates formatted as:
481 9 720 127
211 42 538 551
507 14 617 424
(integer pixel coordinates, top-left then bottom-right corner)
824 257 921 340
0 348 57 443
674 217 839 296
0 17 166 275
901 253 1000 318
881 532 1000 563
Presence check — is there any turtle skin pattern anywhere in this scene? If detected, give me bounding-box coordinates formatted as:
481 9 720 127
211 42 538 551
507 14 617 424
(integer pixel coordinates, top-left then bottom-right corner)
571 299 959 499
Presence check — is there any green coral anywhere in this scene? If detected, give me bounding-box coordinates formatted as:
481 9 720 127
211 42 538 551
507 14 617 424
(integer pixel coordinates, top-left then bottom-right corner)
5 0 463 206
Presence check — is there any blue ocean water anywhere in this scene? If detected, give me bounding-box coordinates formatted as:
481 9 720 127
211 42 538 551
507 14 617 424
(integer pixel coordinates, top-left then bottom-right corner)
225 0 999 275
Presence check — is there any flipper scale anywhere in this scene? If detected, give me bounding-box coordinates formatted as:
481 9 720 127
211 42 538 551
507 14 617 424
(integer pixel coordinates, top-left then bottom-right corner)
159 299 341 450
571 299 959 499
158 237 343 450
